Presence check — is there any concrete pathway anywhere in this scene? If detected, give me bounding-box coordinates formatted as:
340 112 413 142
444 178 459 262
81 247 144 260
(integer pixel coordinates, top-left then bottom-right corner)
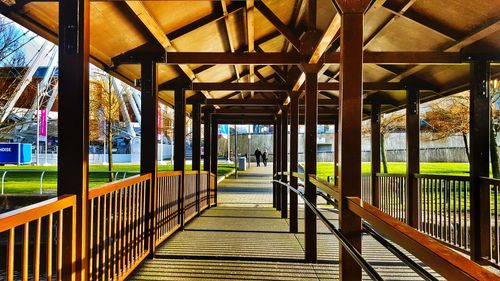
129 165 443 280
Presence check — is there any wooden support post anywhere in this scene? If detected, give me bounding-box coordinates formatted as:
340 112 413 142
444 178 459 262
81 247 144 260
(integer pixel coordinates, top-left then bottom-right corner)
192 103 201 215
304 69 318 263
470 60 491 261
211 116 218 206
281 105 288 219
334 117 339 185
406 89 420 227
337 1 370 277
174 88 186 228
276 114 282 211
203 106 212 208
140 60 159 255
57 0 89 278
371 103 381 207
289 93 299 233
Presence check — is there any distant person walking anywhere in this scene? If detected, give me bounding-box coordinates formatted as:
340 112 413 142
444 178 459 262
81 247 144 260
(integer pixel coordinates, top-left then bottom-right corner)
262 150 268 167
254 148 262 167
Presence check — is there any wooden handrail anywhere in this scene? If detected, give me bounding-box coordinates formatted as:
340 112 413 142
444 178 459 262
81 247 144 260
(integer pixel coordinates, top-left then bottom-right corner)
157 171 182 177
376 173 406 177
308 175 340 201
88 173 151 199
415 174 469 181
200 171 209 175
0 195 76 232
292 172 305 179
346 197 500 280
185 170 198 175
479 176 500 186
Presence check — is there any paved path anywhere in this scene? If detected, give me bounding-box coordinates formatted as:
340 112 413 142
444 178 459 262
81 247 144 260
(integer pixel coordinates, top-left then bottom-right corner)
130 165 443 280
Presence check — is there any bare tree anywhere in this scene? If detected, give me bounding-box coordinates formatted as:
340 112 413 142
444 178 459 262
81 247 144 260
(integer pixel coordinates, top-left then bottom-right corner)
421 94 470 162
90 71 120 181
362 111 405 173
0 15 28 66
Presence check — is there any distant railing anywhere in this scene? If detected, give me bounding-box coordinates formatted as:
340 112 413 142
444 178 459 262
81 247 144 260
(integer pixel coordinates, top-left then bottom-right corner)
480 177 500 266
155 171 181 246
361 173 372 204
88 174 151 281
0 195 76 281
415 174 470 252
377 173 407 223
210 173 216 205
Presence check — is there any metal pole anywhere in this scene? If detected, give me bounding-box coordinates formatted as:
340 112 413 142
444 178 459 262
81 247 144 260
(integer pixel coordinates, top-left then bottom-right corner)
234 124 238 178
36 84 40 166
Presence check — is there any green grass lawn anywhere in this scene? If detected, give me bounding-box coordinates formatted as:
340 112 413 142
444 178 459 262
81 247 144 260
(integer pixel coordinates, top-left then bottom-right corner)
0 163 235 194
315 162 471 180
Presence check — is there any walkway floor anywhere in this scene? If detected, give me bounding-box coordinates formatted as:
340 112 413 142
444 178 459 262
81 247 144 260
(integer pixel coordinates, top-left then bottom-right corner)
129 165 443 280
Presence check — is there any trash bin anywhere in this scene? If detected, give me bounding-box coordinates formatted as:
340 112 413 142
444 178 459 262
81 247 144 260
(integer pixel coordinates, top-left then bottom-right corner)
238 157 247 171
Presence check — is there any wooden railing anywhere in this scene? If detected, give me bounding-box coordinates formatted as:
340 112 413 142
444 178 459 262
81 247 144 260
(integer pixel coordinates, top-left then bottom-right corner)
480 177 500 266
361 173 372 204
377 173 407 223
88 174 151 281
184 171 198 223
0 195 77 281
155 171 181 246
200 171 209 211
416 174 471 252
286 173 500 279
210 173 216 205
347 197 499 280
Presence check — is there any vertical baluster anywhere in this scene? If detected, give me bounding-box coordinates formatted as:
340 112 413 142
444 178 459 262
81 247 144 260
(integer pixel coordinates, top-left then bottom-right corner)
22 222 29 281
46 213 53 281
34 218 41 281
464 181 468 249
458 181 463 248
100 195 107 280
107 191 113 279
127 184 132 267
57 210 63 281
8 227 15 281
134 183 139 259
89 198 94 281
113 190 119 279
118 188 123 276
494 184 498 263
447 180 452 243
439 179 443 239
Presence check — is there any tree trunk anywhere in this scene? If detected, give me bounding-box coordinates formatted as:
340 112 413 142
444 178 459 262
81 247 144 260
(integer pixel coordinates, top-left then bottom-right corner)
381 133 388 173
490 122 500 178
462 132 470 163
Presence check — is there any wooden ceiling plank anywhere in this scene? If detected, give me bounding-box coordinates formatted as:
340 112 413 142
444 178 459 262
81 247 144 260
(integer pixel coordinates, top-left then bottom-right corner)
192 82 289 92
389 17 500 82
221 0 243 95
255 2 301 51
246 0 255 98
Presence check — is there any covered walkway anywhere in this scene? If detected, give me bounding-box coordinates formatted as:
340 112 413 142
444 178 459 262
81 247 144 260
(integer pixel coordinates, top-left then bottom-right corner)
130 166 441 281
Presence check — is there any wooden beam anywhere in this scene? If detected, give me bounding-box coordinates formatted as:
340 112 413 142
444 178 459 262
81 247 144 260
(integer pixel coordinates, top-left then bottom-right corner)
289 94 299 233
192 82 289 92
174 88 186 227
406 89 420 227
215 108 278 114
58 0 89 279
164 51 473 65
371 103 381 208
206 99 283 106
469 61 491 261
388 16 500 82
280 105 288 219
255 2 300 51
139 60 158 256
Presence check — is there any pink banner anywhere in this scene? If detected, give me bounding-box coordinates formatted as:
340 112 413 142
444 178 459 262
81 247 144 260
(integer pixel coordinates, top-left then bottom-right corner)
157 106 162 136
40 108 47 137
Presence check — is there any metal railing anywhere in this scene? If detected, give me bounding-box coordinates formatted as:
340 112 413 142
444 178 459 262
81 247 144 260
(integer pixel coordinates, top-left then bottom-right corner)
88 174 151 281
0 195 77 281
286 172 499 280
0 170 138 194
